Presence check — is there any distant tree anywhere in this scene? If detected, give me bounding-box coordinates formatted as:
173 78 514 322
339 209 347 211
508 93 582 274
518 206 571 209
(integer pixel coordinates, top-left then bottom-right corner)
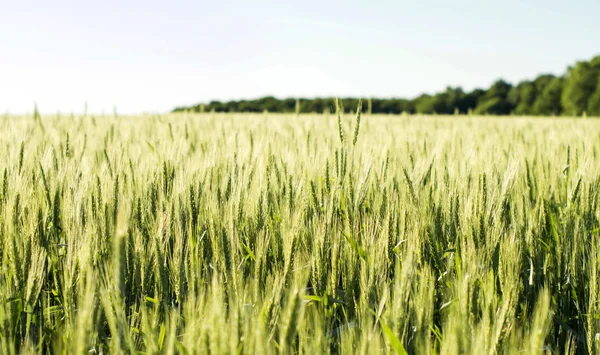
533 74 556 93
508 80 536 115
414 94 435 114
208 100 224 112
444 87 467 113
374 99 395 113
561 57 600 115
531 77 564 115
238 100 260 112
435 90 455 114
340 98 361 113
461 89 485 113
475 80 513 115
587 75 600 116
473 98 510 115
305 98 327 113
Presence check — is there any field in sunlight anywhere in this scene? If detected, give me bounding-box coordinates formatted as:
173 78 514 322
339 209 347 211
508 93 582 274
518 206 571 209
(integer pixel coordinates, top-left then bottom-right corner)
1 111 599 354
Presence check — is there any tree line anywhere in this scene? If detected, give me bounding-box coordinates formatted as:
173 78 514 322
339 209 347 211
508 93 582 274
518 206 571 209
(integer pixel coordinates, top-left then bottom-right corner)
174 55 600 116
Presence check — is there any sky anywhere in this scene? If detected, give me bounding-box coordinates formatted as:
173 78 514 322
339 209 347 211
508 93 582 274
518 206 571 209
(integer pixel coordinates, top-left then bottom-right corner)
1 0 599 114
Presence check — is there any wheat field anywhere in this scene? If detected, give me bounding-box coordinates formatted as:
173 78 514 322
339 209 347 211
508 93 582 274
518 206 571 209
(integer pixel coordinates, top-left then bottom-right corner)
0 109 599 354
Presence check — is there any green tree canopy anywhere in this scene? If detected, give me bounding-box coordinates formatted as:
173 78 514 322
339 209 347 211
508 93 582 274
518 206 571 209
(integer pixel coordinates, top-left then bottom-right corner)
561 56 600 115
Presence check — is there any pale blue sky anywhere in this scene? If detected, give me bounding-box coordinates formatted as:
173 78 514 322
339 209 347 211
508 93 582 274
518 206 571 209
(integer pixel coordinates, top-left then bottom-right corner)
1 0 598 114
